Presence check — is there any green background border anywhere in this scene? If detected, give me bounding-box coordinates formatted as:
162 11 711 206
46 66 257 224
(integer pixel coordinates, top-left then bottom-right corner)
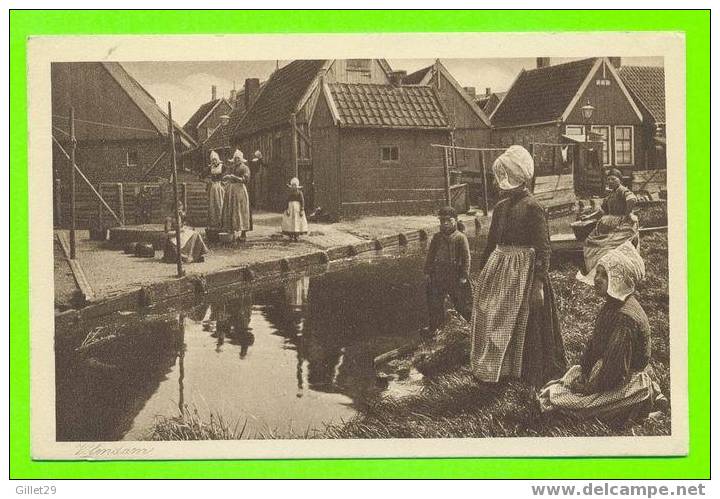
10 10 710 479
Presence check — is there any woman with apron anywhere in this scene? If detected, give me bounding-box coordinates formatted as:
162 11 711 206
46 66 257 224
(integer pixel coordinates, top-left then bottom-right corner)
470 145 567 387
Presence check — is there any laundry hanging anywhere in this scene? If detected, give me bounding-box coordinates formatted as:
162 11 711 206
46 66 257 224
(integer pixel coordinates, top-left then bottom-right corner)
561 145 569 164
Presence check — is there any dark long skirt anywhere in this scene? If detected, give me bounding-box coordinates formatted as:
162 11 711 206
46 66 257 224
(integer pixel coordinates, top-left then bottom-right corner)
521 276 567 387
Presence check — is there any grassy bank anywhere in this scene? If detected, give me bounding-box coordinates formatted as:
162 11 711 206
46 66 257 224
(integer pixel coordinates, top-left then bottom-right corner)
147 230 670 440
323 231 670 439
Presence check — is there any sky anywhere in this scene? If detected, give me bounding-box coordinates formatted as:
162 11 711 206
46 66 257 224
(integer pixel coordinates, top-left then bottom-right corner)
124 56 663 125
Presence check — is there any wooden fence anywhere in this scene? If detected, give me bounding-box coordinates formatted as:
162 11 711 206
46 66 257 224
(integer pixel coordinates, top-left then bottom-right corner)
58 181 209 229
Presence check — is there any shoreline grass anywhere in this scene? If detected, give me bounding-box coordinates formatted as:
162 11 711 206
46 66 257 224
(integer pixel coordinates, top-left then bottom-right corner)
146 229 670 441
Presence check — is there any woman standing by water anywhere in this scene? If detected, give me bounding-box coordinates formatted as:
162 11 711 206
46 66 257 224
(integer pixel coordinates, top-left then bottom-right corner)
205 150 225 232
470 145 567 387
221 149 253 241
281 177 309 242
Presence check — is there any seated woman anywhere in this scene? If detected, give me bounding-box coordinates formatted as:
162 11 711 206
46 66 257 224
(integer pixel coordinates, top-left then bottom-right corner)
163 202 209 264
577 169 639 284
538 241 667 421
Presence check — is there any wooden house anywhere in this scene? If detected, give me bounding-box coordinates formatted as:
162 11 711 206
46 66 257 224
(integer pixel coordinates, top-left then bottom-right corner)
183 87 234 166
490 57 644 194
51 62 196 228
310 80 451 219
404 61 492 170
229 59 395 211
617 65 666 174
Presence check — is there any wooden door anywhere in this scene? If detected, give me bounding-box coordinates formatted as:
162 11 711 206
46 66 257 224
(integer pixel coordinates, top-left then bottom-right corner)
297 162 314 210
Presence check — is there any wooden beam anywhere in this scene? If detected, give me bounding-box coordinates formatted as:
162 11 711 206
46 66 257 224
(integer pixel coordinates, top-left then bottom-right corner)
52 136 123 226
69 108 77 259
142 150 168 179
290 113 299 178
167 102 185 278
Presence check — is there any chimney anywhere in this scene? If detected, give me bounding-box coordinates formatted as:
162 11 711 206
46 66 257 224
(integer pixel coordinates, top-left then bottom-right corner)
608 57 622 68
244 78 260 111
211 85 217 101
463 87 476 98
536 57 550 69
229 88 237 104
390 70 407 86
485 87 491 96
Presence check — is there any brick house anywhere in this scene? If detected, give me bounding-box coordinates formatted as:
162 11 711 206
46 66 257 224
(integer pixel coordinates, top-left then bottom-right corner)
310 80 451 219
490 57 644 192
229 59 395 211
617 65 666 170
51 62 196 227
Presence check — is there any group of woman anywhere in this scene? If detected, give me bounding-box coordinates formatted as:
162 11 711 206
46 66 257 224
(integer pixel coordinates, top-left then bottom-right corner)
466 145 666 422
206 149 253 241
206 149 308 243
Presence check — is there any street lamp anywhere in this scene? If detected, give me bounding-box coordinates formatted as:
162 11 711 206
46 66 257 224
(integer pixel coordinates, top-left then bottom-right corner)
580 100 595 143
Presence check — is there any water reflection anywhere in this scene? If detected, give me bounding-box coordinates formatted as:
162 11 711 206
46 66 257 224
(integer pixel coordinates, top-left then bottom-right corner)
56 255 430 441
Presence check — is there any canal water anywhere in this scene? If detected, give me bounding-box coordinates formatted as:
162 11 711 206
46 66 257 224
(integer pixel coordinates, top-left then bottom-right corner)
55 248 438 441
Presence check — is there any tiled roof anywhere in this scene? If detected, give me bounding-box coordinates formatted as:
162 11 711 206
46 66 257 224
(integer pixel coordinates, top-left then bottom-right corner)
618 66 665 123
232 59 327 137
404 65 432 84
491 58 598 127
326 83 448 129
101 62 196 148
183 99 221 138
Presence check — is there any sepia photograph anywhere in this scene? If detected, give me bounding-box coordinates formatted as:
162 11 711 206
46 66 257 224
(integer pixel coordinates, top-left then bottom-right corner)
27 32 688 460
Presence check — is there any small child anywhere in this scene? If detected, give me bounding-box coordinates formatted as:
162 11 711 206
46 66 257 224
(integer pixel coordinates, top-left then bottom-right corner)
424 206 472 333
281 177 309 242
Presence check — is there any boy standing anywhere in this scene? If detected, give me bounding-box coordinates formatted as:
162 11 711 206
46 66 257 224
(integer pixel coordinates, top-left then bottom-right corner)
424 206 472 333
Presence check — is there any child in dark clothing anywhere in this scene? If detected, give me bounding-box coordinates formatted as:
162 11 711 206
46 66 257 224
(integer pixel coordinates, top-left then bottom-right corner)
424 206 472 333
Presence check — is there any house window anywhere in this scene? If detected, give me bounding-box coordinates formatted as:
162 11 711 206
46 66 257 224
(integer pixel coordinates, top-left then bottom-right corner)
126 150 139 167
591 125 611 166
614 126 634 166
565 125 584 136
380 145 399 163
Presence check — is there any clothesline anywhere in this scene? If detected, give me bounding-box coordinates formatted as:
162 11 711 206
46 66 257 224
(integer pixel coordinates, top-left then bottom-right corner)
430 144 508 152
52 114 161 135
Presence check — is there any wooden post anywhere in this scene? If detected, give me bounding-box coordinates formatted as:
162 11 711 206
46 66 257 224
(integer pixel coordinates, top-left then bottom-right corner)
529 142 537 193
167 102 185 277
116 183 125 225
54 177 63 227
442 144 451 206
290 113 299 179
480 150 489 217
69 107 77 259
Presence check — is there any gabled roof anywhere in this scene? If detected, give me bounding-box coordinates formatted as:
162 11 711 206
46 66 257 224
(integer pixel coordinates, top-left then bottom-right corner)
323 82 448 129
401 61 491 127
404 65 433 85
476 91 506 115
101 62 196 148
618 66 665 123
232 59 327 137
183 98 232 138
491 58 600 127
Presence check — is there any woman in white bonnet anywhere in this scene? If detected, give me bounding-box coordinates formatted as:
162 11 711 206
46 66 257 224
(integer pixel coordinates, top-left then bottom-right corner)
537 241 667 421
470 145 567 387
221 149 252 241
205 150 225 231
